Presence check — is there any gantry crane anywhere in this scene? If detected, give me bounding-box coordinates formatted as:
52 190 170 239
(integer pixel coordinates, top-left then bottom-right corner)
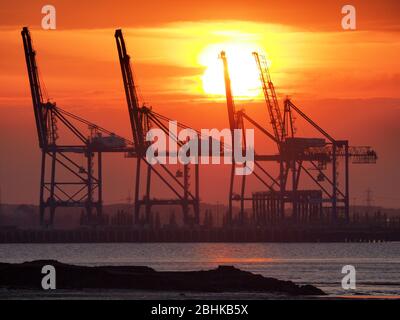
115 29 200 226
22 27 134 227
220 49 377 225
252 51 377 224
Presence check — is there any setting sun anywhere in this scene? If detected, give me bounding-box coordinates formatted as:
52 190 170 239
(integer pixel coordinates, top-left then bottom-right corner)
199 43 267 99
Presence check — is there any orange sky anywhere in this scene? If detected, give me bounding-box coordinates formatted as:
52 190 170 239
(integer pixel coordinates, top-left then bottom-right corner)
0 0 399 208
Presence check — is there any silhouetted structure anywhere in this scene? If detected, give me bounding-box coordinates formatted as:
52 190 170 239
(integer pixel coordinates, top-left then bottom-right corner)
115 29 200 226
21 27 135 227
20 27 378 231
220 51 377 226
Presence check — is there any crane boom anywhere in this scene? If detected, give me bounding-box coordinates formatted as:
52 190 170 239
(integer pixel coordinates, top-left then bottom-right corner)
253 52 284 144
219 51 237 132
21 27 55 148
115 29 145 152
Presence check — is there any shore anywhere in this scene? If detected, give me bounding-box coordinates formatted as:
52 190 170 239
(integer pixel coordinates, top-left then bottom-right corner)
0 260 325 298
1 225 400 243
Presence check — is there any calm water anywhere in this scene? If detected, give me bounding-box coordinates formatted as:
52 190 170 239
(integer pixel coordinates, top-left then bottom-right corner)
0 242 399 296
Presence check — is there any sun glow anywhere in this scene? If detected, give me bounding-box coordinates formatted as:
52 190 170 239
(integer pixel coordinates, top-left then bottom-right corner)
199 42 267 99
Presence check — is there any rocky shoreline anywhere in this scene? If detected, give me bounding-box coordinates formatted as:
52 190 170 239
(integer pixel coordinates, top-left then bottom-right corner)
0 260 325 296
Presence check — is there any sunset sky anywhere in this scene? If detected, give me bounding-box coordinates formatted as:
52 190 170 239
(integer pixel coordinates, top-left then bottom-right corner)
0 0 399 208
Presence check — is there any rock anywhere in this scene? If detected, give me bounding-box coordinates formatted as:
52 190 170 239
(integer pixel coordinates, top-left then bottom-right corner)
0 260 325 296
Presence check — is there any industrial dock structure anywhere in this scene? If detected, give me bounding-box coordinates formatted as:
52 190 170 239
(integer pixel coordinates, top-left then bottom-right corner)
3 27 395 243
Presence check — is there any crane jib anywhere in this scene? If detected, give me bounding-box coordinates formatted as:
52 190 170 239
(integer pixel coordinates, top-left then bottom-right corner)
115 29 145 151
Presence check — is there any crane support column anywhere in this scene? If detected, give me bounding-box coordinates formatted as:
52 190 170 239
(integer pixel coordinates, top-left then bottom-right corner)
345 142 350 223
332 143 338 223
